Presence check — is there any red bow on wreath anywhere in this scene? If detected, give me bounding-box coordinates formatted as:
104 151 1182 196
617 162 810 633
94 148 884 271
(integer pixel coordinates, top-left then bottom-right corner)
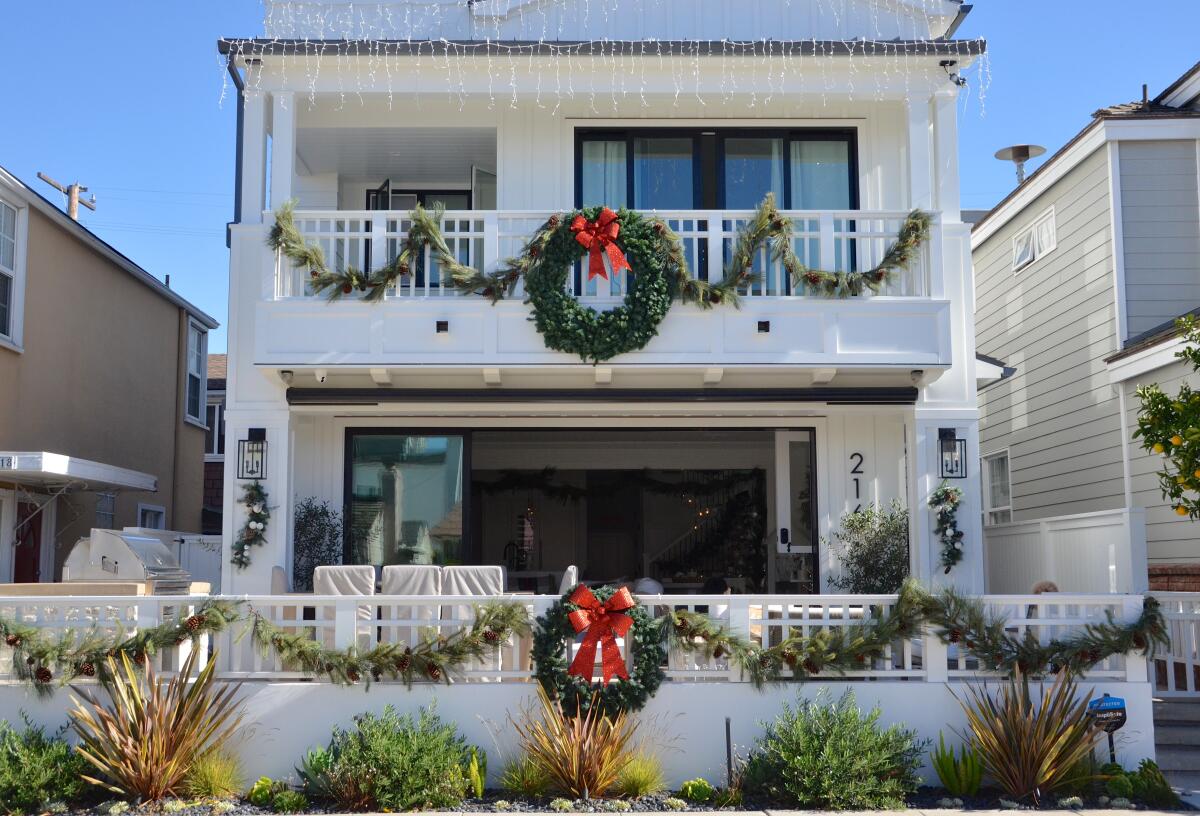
566 585 635 685
570 208 633 281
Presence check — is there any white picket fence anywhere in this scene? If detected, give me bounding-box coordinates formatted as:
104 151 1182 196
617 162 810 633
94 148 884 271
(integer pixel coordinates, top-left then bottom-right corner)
1155 592 1200 697
0 592 1152 687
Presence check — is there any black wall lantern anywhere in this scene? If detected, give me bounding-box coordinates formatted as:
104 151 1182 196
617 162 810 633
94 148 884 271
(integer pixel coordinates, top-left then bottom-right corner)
237 427 268 479
938 427 967 479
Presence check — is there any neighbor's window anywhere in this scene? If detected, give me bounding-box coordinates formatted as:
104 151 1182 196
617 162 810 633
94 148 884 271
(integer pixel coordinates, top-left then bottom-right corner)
0 200 16 338
96 493 116 529
138 504 166 530
982 451 1012 525
186 322 206 423
1012 208 1056 271
205 399 225 457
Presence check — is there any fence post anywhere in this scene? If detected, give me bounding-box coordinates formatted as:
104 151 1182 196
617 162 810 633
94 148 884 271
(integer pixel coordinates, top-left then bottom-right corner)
818 212 836 274
706 216 724 287
370 212 386 290
727 597 752 682
1123 595 1149 683
923 622 949 684
334 598 358 651
482 210 500 276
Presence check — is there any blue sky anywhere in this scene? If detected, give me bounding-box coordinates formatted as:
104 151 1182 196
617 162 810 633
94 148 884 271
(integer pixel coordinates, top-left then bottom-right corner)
1 1 1197 352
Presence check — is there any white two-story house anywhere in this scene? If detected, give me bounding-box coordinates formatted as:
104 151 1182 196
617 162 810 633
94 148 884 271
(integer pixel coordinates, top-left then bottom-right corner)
218 0 986 596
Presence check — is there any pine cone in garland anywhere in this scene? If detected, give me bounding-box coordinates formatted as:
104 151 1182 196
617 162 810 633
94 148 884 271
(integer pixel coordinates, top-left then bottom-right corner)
79 662 96 678
652 221 666 235
801 658 819 675
133 652 147 667
34 666 53 684
1132 633 1148 651
711 645 725 660
948 629 962 644
397 649 412 673
341 283 354 295
4 634 19 648
757 654 773 670
346 669 361 684
548 215 561 228
782 650 797 668
482 629 501 645
185 614 204 632
427 664 443 681
26 656 35 666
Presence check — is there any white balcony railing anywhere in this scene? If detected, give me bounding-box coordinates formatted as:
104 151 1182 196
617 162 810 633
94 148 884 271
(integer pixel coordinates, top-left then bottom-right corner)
273 209 934 301
1156 592 1200 697
0 592 1151 686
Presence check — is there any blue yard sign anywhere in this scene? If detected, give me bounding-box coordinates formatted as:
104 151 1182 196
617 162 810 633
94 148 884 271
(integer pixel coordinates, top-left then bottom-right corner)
1088 693 1127 763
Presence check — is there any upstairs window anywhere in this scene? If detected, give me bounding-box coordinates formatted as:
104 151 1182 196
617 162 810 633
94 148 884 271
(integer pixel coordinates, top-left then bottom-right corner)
138 504 166 530
1012 208 1056 272
0 200 17 339
982 451 1013 526
205 399 226 458
186 322 207 424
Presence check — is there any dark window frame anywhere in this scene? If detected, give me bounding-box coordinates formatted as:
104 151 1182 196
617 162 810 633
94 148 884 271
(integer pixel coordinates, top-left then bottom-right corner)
574 127 859 210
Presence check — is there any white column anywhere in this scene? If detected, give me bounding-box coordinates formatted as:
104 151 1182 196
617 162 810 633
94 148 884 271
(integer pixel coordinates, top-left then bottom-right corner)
222 408 293 594
270 92 297 210
913 415 985 594
906 96 934 213
239 93 268 225
932 90 962 222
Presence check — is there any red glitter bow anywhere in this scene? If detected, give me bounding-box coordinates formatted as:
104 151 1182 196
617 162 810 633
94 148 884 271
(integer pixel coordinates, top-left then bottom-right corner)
570 208 633 281
566 584 635 685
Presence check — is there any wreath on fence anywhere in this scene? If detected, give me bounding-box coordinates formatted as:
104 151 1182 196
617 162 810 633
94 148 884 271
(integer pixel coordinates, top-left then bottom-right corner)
532 584 666 716
269 197 932 363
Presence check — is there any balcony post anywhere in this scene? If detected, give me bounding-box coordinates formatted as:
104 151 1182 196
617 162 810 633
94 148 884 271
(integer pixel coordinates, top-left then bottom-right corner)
269 92 296 211
482 210 500 276
239 93 267 225
906 96 934 213
370 211 387 291
818 212 836 273
706 216 724 288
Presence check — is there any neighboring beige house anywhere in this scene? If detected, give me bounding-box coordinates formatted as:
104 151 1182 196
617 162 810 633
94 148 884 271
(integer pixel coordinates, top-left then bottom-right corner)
0 165 219 582
972 62 1200 593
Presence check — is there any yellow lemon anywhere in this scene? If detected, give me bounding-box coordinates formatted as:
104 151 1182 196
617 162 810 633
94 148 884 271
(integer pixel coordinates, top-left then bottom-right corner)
1193 468 1200 479
1153 443 1165 453
1177 506 1190 516
1178 476 1189 485
1172 435 1184 446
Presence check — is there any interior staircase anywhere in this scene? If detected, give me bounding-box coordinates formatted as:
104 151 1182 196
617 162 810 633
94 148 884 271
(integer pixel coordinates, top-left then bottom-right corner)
1153 697 1200 794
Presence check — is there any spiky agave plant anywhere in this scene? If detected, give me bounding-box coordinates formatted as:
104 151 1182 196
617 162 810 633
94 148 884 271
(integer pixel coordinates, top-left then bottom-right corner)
955 672 1100 806
69 649 244 803
509 685 639 799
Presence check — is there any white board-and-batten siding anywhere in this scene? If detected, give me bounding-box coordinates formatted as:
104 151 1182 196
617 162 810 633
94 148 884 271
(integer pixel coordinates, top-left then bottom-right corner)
1119 139 1200 339
975 146 1127 520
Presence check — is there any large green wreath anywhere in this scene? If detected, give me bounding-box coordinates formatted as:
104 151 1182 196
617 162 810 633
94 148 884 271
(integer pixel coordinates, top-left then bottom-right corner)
532 585 667 716
520 209 678 363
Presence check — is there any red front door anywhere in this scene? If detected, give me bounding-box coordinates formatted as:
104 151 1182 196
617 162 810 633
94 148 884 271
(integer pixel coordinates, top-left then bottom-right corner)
13 501 42 583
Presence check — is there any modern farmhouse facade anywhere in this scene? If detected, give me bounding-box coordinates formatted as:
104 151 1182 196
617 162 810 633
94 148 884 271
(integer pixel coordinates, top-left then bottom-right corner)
219 0 987 598
973 62 1200 595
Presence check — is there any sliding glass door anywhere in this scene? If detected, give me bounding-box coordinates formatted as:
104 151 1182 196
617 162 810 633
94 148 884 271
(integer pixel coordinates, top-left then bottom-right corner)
345 432 468 568
577 128 856 211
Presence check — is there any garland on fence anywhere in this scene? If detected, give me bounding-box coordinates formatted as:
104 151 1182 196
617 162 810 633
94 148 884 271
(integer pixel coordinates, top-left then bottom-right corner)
249 599 530 687
268 196 931 361
0 600 241 696
232 481 270 570
668 581 1168 688
929 481 965 573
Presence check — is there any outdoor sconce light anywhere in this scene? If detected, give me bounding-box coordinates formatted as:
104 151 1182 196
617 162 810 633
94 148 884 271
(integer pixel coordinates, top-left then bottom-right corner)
238 428 268 480
938 427 967 479
757 320 771 333
436 320 449 334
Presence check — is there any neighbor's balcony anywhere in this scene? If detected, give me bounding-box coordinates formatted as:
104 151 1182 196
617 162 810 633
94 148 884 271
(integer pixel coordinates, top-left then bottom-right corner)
254 208 952 369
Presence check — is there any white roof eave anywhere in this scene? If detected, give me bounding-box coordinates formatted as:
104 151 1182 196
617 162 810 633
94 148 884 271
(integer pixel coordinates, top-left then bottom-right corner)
0 452 157 494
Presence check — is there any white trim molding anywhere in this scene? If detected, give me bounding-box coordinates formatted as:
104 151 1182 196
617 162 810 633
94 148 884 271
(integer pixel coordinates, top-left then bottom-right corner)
1106 336 1187 384
0 193 29 351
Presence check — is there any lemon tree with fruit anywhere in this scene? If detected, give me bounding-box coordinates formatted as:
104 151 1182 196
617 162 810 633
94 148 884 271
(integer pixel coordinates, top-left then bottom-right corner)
1134 315 1200 518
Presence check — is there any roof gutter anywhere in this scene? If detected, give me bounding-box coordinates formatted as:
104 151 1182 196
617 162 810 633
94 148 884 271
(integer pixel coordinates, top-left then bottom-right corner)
225 54 246 249
942 3 972 40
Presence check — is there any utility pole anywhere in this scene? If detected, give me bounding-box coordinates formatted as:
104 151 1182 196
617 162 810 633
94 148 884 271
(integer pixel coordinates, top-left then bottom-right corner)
37 172 96 221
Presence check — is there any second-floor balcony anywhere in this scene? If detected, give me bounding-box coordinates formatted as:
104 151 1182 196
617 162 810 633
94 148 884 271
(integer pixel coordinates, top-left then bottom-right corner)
252 205 952 370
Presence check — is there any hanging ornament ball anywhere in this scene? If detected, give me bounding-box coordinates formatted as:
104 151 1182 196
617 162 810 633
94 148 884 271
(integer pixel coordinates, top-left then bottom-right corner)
34 666 53 684
252 503 264 514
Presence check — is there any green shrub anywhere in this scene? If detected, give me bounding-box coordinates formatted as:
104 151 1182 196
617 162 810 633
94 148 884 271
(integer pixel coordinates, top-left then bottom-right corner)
271 790 308 813
500 756 552 798
248 777 286 807
549 798 573 812
0 719 89 814
467 747 488 799
826 502 910 594
743 689 926 809
183 750 245 800
298 705 469 811
662 797 687 810
1127 759 1179 808
1106 773 1134 799
614 753 666 798
677 778 714 803
930 733 983 796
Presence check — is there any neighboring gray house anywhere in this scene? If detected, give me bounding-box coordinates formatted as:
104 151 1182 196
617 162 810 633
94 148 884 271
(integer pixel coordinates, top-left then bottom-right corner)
972 62 1200 594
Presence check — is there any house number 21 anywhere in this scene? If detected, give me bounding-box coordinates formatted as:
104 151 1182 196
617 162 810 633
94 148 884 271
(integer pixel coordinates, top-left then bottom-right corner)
849 452 865 512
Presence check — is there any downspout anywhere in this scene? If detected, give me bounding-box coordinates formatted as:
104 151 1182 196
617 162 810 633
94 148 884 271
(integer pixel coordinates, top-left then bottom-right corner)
226 51 246 248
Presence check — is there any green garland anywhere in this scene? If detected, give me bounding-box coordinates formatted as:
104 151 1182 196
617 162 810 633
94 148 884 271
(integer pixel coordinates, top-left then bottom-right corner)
929 481 965 574
669 581 1168 687
532 585 666 716
250 599 530 687
268 196 930 361
233 481 270 570
0 600 241 696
